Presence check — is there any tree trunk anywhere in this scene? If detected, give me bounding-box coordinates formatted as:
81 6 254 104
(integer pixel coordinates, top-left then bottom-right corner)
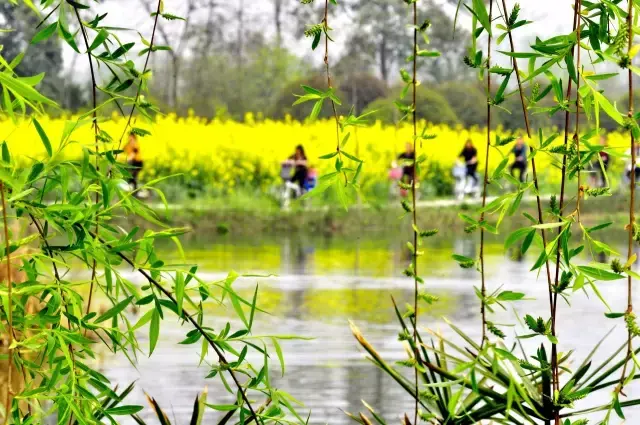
171 53 179 112
236 0 245 116
274 0 283 47
379 32 388 82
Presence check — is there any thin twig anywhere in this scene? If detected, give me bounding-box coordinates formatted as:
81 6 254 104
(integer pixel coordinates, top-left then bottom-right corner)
574 2 583 221
410 3 419 425
323 0 341 154
71 6 101 320
88 231 260 422
1 182 13 425
553 1 582 422
499 0 554 356
618 0 635 394
117 0 163 150
479 0 494 348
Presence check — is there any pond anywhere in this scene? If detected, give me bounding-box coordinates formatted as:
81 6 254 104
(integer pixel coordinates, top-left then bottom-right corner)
103 231 640 424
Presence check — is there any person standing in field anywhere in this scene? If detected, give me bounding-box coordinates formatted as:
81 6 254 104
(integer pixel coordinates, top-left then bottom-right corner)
124 132 143 191
510 137 528 183
287 144 308 190
626 140 640 183
397 142 415 197
459 139 478 185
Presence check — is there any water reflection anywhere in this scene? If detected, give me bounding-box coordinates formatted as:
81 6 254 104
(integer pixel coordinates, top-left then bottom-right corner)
108 230 640 424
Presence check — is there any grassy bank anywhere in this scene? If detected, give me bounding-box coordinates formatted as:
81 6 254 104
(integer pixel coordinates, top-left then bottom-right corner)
125 191 634 238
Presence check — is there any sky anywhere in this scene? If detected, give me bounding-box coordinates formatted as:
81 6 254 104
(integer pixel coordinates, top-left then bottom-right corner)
65 0 576 77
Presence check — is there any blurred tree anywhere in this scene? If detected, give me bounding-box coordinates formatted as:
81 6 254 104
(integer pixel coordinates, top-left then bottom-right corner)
436 82 489 128
599 90 640 131
345 0 470 84
364 86 460 126
0 2 86 109
347 0 410 83
182 45 309 120
139 0 198 110
272 0 284 46
272 74 347 121
421 3 472 83
338 73 388 115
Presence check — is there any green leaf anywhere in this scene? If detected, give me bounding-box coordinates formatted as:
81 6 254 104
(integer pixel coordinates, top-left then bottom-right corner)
33 118 52 157
497 291 525 301
1 143 10 164
565 51 577 84
150 308 160 355
471 0 492 35
0 72 56 106
95 296 134 323
309 99 324 121
521 230 537 254
205 404 238 411
57 22 80 53
504 228 531 249
417 50 440 57
576 266 625 281
494 348 518 361
31 22 57 44
452 254 473 263
89 29 109 51
105 405 143 415
175 271 185 316
572 273 585 291
271 337 285 376
593 91 623 125
532 221 565 229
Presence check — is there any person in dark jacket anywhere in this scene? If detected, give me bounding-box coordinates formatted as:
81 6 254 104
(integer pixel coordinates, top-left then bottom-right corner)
510 137 528 183
459 139 478 184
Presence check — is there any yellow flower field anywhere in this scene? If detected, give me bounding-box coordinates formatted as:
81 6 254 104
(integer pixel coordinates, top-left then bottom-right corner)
2 112 632 195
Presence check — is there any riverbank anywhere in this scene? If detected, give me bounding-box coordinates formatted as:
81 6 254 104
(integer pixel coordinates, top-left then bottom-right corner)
124 191 634 237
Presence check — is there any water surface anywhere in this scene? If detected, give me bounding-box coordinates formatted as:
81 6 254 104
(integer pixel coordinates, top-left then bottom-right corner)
104 232 640 424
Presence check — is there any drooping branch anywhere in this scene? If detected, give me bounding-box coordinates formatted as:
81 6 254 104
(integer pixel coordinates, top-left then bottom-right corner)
117 0 164 149
498 0 554 320
1 182 13 425
479 0 494 348
618 0 636 394
323 0 341 154
552 1 582 423
88 230 260 421
71 6 102 320
410 4 419 425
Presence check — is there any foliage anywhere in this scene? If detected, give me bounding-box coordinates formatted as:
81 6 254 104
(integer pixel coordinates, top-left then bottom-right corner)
0 1 85 110
272 74 348 121
364 87 460 127
0 1 304 424
291 0 640 424
180 46 311 120
435 82 496 128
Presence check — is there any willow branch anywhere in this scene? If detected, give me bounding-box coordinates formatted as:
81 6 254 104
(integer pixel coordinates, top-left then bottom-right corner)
1 182 13 425
553 1 582 422
88 231 260 422
574 4 583 221
499 0 555 361
619 0 635 394
71 6 101 320
410 3 419 425
479 0 494 349
117 0 163 150
323 0 341 154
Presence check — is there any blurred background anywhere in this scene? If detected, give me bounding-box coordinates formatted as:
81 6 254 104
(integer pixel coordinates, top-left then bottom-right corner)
6 2 640 422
